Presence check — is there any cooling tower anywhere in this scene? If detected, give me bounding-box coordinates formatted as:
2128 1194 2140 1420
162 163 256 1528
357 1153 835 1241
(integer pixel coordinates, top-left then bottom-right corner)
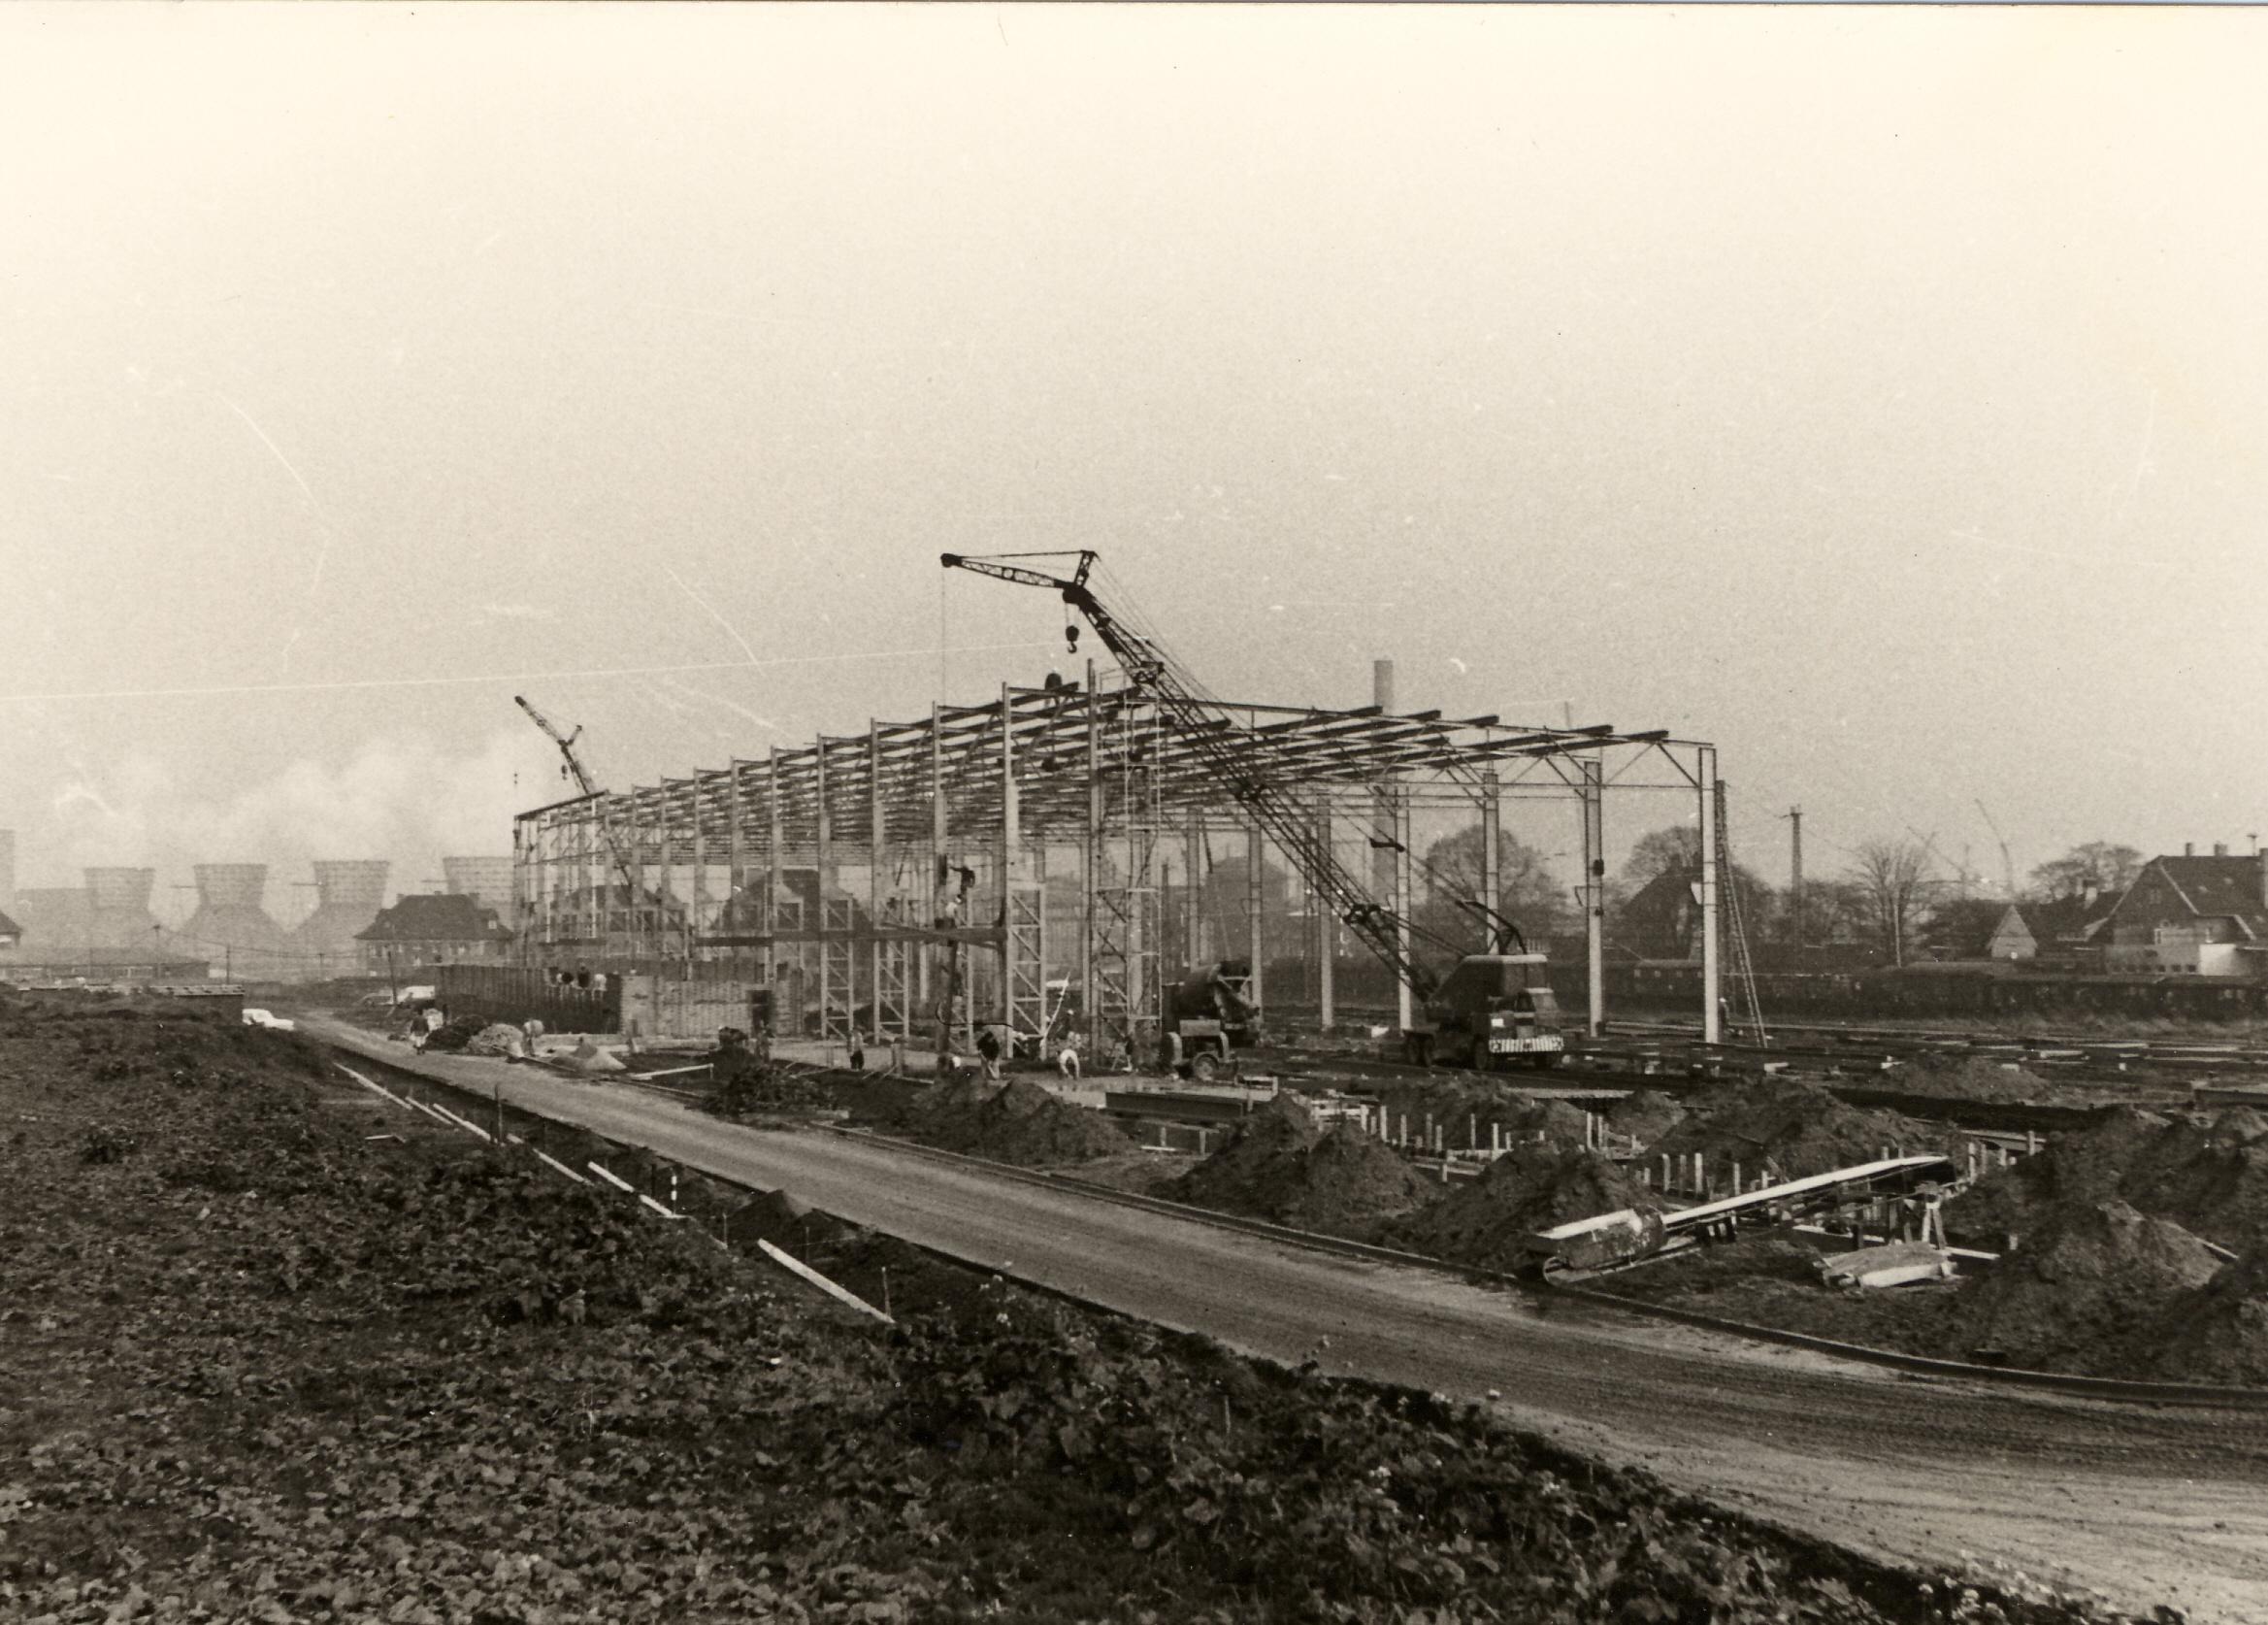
294 859 392 972
313 860 391 912
84 867 162 954
443 855 515 912
181 863 295 975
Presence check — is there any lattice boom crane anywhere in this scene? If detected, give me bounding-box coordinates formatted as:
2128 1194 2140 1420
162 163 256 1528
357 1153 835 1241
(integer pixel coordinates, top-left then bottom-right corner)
941 549 1449 999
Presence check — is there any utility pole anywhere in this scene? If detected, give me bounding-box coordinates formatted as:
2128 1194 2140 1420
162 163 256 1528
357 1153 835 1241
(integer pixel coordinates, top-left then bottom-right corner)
1782 806 1803 946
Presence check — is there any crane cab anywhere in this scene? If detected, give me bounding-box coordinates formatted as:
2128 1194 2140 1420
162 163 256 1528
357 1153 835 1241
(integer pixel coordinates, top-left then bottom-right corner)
1403 953 1566 1072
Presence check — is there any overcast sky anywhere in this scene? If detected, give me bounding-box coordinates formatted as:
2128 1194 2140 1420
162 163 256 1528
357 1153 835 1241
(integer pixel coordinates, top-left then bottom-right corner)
4 4 2263 917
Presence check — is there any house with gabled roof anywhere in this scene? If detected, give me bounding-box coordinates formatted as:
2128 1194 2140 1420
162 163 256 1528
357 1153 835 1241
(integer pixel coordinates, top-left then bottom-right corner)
1985 894 2113 964
356 893 514 974
2093 846 2268 976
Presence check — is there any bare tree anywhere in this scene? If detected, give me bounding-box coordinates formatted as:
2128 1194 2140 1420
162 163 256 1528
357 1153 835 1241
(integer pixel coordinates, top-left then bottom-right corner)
1622 825 1702 888
2027 842 2144 903
1847 838 1941 967
1421 825 1572 943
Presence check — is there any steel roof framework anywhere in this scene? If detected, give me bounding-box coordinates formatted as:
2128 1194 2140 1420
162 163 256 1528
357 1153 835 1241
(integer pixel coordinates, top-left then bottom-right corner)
510 673 1721 1053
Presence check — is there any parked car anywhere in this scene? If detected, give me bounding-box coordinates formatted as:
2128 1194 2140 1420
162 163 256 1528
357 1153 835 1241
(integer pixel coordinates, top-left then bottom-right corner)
241 1008 298 1033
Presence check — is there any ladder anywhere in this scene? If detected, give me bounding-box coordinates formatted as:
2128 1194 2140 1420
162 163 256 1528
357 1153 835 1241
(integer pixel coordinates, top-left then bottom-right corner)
1714 799 1769 1045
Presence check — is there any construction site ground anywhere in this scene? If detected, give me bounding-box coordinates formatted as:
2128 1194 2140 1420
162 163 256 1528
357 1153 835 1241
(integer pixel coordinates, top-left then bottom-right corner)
4 993 2187 1625
273 1011 2268 1621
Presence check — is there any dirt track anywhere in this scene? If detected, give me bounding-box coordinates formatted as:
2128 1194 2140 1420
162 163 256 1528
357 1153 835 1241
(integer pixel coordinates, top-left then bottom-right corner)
312 1021 2268 1622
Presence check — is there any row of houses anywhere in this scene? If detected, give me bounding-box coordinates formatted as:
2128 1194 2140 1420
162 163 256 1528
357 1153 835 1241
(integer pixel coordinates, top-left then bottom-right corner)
1988 846 2268 976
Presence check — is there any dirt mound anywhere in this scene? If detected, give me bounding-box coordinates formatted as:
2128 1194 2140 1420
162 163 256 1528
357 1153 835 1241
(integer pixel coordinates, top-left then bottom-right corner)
903 1076 1133 1166
1950 1105 2268 1253
1648 1079 1942 1184
1390 1146 1657 1273
1605 1089 1687 1147
1495 1099 1594 1152
2208 1106 2268 1149
961 1078 1134 1165
464 1022 527 1058
1268 1127 1440 1236
1895 1054 2054 1104
1948 1201 2222 1376
2148 1245 2268 1385
1164 1092 1321 1214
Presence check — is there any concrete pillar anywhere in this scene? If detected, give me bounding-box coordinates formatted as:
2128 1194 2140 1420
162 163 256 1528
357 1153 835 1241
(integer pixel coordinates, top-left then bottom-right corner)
1394 788 1414 1032
1246 819 1265 1012
1699 746 1721 1045
1582 756 1606 1037
728 760 747 976
1082 668 1101 1056
1480 769 1501 950
999 684 1018 1028
764 748 782 995
1314 800 1335 1031
870 725 886 1045
816 743 833 1039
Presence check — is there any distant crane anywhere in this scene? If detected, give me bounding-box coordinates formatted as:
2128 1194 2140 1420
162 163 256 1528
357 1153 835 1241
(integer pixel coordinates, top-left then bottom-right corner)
516 695 602 798
514 695 658 940
1974 801 2018 899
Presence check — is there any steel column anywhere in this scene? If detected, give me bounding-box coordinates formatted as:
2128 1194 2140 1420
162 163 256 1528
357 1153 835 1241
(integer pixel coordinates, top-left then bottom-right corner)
1582 757 1605 1037
1699 745 1721 1045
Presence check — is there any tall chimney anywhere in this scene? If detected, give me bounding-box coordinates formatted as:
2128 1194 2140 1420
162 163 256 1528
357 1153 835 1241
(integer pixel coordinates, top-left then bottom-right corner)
1372 658 1397 714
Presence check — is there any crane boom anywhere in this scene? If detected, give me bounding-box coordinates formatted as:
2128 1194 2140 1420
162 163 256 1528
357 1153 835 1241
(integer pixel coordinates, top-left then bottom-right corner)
515 695 602 799
1974 800 2018 899
941 549 1454 998
514 694 659 931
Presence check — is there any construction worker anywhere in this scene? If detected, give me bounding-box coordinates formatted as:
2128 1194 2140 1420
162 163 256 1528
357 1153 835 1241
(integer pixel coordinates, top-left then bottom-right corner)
975 1023 1003 1081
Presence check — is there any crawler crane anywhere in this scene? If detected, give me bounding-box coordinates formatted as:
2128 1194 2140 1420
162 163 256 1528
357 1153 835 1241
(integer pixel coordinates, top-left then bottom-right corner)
940 550 1565 1072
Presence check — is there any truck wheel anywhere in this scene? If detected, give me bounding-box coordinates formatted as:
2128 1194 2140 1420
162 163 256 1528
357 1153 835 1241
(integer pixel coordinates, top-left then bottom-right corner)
1468 1036 1491 1074
1190 1049 1220 1082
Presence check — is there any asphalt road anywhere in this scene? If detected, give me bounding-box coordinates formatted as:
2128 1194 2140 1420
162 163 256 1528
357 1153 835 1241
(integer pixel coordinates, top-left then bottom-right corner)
312 1020 2268 1623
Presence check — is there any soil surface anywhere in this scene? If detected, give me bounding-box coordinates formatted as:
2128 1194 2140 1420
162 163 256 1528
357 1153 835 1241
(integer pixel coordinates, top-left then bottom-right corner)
305 1015 2268 1623
4 991 2157 1625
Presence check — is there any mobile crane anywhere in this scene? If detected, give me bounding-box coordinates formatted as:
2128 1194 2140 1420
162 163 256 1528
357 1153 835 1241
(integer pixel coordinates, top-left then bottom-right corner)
939 550 1563 1072
514 695 678 947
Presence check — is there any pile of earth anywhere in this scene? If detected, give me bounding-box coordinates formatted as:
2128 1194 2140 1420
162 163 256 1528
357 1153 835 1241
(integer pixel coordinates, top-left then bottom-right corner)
1950 1105 2268 1252
1162 1090 1320 1210
1891 1054 2055 1104
1646 1078 1944 1184
417 1013 488 1053
1946 1200 2225 1377
463 1022 528 1059
1389 1146 1656 1274
899 1076 1133 1166
1161 1093 1440 1238
1605 1088 1688 1147
2148 1243 2268 1386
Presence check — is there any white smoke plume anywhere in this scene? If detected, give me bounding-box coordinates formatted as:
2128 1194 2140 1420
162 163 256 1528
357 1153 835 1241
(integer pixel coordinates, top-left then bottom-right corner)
37 729 550 924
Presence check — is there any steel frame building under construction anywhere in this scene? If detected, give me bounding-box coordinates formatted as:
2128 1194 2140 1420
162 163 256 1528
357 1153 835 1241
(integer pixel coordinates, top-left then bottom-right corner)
510 658 1733 1058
